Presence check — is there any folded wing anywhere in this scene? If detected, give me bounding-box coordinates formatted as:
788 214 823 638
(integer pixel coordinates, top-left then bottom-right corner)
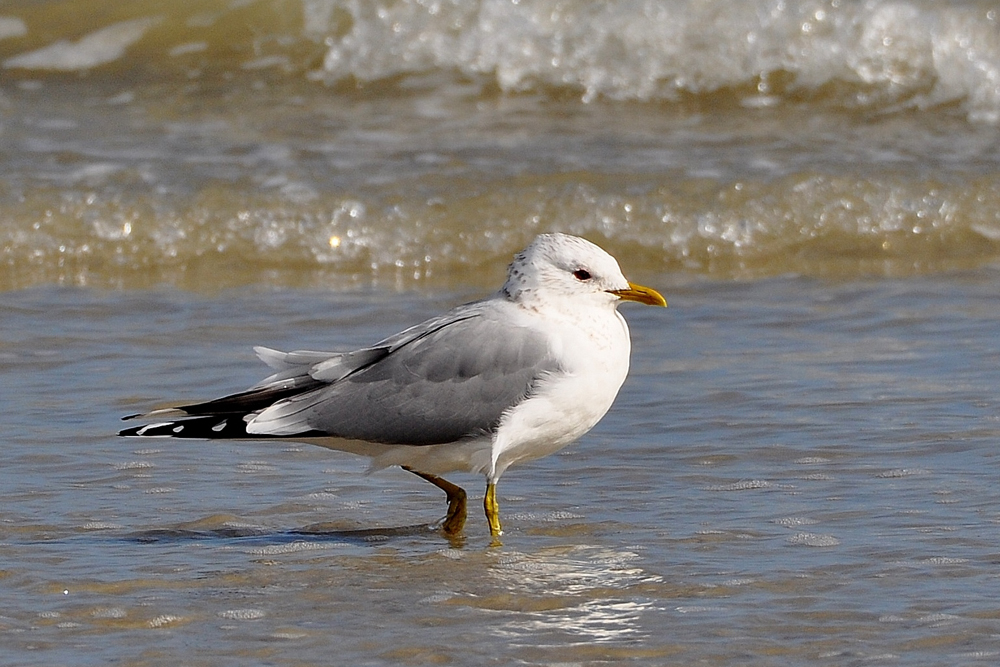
122 302 559 447
248 305 557 444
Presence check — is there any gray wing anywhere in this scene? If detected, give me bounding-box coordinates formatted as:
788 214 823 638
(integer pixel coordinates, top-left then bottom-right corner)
247 302 559 445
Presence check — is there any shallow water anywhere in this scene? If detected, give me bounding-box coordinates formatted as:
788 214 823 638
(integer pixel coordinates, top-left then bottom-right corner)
3 275 1000 665
4 1 1000 663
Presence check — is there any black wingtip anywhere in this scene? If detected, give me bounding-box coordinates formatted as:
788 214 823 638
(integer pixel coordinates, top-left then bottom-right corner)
118 422 174 437
117 415 255 439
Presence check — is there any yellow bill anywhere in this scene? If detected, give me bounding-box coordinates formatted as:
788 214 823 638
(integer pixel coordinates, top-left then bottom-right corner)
609 282 667 307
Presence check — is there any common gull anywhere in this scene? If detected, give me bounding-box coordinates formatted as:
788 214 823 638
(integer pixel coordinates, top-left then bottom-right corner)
121 233 666 541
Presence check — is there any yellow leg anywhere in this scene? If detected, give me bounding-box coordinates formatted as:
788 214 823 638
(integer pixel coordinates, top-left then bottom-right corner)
402 466 467 536
484 482 502 541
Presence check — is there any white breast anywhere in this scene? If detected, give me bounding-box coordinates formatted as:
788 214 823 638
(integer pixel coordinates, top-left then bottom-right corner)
488 304 632 481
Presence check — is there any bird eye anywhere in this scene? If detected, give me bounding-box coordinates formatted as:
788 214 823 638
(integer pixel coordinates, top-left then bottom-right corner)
572 269 592 281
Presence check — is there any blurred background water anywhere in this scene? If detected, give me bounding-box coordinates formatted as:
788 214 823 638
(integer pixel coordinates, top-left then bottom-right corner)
2 1 1000 664
3 0 1000 289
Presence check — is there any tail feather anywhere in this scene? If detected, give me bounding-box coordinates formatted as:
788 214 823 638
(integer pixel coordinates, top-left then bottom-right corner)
119 345 333 440
169 379 323 418
120 377 324 425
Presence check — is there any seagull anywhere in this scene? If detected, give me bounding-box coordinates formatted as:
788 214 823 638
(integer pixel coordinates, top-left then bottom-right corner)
120 233 666 541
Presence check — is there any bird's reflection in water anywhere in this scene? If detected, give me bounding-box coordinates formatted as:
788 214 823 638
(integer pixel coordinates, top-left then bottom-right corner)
485 545 661 643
